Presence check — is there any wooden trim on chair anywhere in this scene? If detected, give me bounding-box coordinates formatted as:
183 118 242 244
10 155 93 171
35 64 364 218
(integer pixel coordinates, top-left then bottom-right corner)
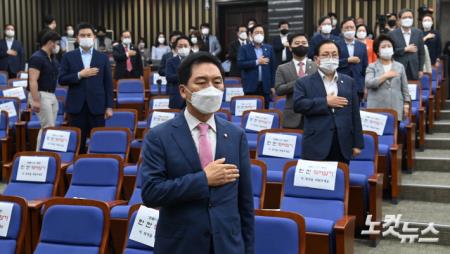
89 127 132 164
40 198 111 254
0 195 28 254
250 159 268 209
255 209 306 254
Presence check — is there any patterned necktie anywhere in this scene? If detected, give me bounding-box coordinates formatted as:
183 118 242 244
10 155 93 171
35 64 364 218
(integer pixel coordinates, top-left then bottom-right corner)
125 46 133 72
198 123 213 168
298 61 305 77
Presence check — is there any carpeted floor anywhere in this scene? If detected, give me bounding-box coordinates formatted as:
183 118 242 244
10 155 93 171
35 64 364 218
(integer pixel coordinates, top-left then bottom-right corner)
354 239 450 253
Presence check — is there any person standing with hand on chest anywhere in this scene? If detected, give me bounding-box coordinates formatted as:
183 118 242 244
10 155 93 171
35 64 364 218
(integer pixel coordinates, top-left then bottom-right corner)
113 30 143 80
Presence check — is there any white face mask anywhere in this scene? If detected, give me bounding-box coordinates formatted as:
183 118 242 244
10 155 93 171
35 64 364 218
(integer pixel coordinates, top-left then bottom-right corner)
5 30 14 38
356 31 367 40
401 18 414 28
191 37 198 44
253 34 264 44
67 30 74 37
239 32 248 40
187 86 224 114
379 47 394 60
192 47 199 53
122 38 132 45
422 20 433 30
178 47 191 57
79 37 94 49
158 37 165 44
138 43 145 49
201 28 209 35
321 24 332 34
343 30 355 40
332 19 338 26
52 44 60 54
319 58 339 74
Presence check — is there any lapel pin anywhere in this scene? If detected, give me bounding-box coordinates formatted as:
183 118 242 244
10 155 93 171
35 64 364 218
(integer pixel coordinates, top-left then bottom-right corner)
224 133 228 138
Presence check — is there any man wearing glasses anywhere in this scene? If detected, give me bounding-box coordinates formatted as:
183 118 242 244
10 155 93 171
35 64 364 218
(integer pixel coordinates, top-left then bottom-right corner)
293 39 364 164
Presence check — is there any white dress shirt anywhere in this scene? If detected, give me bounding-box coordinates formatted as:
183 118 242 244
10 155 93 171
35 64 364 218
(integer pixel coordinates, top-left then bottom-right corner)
401 27 411 46
346 40 355 57
293 57 308 76
184 109 217 160
6 38 13 50
318 69 339 96
281 34 288 61
239 39 247 46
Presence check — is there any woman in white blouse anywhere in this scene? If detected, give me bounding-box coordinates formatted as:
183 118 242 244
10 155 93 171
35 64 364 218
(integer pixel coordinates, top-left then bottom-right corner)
151 32 171 68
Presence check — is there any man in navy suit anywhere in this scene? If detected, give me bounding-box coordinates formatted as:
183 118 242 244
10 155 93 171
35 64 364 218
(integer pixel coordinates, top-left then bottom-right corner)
272 20 292 67
294 39 364 164
112 30 143 79
141 52 254 254
58 23 114 152
166 35 192 109
238 25 276 108
308 16 342 59
337 17 368 100
0 24 25 78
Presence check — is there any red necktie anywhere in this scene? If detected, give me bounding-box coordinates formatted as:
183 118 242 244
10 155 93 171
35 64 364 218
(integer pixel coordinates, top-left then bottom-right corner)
125 46 133 72
298 62 305 77
198 123 213 168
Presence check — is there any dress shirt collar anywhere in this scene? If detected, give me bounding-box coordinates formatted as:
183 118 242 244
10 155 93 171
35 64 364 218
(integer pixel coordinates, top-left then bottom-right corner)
401 27 411 35
293 57 307 67
346 39 355 46
318 69 338 83
79 47 93 55
184 109 216 133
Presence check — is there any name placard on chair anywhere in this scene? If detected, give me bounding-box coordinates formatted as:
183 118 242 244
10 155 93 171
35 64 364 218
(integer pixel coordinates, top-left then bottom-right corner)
150 112 175 128
360 111 387 136
294 159 338 191
42 130 71 152
235 100 257 116
3 87 26 100
0 101 17 118
408 84 417 100
16 156 50 182
19 73 28 79
12 80 27 88
129 205 159 248
152 73 167 85
225 87 244 102
262 133 296 159
152 98 170 110
0 202 14 237
245 112 274 132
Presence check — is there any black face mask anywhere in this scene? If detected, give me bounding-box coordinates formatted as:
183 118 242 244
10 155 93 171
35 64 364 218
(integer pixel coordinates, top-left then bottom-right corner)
388 20 397 27
280 29 289 35
291 45 309 58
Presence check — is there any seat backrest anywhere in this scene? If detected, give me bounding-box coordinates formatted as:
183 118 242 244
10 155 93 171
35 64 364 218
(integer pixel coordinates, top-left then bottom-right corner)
117 79 145 93
362 109 397 146
280 161 349 222
251 160 267 209
39 127 81 164
129 162 143 206
0 97 20 123
123 205 155 253
34 198 109 254
65 155 123 202
0 195 28 254
215 109 231 121
242 109 282 133
349 131 378 177
224 77 241 85
88 127 131 162
148 95 170 110
420 73 432 91
257 129 303 159
230 95 264 116
105 109 138 137
223 85 244 102
0 71 8 86
0 86 27 104
0 110 9 138
147 109 180 128
4 152 61 201
273 96 286 112
255 209 306 254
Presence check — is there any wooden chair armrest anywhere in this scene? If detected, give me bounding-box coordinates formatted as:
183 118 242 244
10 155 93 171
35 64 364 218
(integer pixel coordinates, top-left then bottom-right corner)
106 200 128 208
335 215 356 254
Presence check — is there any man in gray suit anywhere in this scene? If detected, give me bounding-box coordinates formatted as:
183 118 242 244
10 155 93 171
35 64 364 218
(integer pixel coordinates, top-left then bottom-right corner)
388 8 425 80
275 33 317 129
200 23 222 56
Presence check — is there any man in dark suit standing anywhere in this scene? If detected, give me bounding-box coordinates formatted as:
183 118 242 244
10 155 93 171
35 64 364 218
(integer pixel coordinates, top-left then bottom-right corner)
0 24 25 78
388 8 425 80
158 30 182 77
227 25 248 77
166 36 192 109
272 20 292 68
275 33 317 129
308 16 342 59
294 40 364 164
58 23 114 152
238 25 276 108
141 52 254 254
337 17 368 100
113 30 143 80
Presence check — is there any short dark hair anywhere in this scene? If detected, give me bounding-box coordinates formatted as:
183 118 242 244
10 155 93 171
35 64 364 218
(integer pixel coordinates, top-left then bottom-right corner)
65 24 73 30
250 24 264 34
340 17 355 28
200 23 210 28
398 8 414 18
169 30 183 40
318 16 331 26
373 34 396 55
189 26 197 30
236 25 247 32
96 26 107 33
41 31 61 46
44 15 55 25
4 24 14 30
76 22 95 35
247 18 257 24
314 39 341 57
288 33 308 45
174 35 192 47
278 20 289 28
328 12 338 18
121 30 131 36
356 24 368 33
177 52 224 85
422 13 434 21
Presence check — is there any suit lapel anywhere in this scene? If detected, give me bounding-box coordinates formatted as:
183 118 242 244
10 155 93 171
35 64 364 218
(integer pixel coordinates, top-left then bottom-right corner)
312 72 327 97
171 113 202 172
90 49 98 68
75 49 85 70
288 61 298 79
305 59 316 75
214 117 228 160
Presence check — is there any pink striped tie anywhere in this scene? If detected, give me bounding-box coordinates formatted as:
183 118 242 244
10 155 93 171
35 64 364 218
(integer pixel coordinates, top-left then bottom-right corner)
198 123 213 168
125 46 133 72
